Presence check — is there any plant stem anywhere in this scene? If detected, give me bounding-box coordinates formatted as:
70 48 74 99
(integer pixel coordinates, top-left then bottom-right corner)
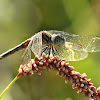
0 76 20 99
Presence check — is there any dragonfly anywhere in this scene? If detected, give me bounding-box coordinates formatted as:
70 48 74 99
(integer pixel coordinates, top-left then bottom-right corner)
0 30 100 66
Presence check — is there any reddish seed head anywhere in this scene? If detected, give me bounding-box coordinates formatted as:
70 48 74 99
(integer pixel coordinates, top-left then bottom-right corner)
80 79 86 84
42 53 46 58
85 91 91 98
45 55 49 59
68 66 75 72
77 87 83 93
97 87 100 96
59 71 65 77
27 71 34 76
61 58 66 62
43 60 46 65
49 64 53 69
90 86 96 93
35 61 39 65
47 67 51 72
90 90 94 95
52 67 57 72
42 65 46 69
47 59 52 63
23 67 31 73
72 82 77 89
40 56 43 60
39 62 43 66
72 71 80 76
65 75 69 84
34 64 37 68
34 56 39 61
80 83 84 87
46 63 49 66
73 75 78 80
65 68 68 73
89 82 93 86
37 65 42 69
64 63 69 67
17 53 100 100
75 78 80 84
56 71 59 75
91 94 97 100
49 54 53 58
54 60 57 64
61 61 65 67
69 75 73 83
81 73 87 79
87 78 91 83
36 71 42 75
22 72 27 76
53 56 58 60
18 68 22 73
31 59 35 64
62 67 65 71
84 84 88 90
56 63 60 68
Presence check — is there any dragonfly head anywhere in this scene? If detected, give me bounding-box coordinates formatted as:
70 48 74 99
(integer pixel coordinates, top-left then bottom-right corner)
52 34 65 47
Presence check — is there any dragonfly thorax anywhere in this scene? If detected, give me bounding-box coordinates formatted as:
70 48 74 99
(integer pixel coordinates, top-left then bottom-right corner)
42 31 52 45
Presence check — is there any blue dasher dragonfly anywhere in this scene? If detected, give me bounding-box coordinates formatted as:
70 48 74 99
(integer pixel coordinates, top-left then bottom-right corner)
0 30 100 65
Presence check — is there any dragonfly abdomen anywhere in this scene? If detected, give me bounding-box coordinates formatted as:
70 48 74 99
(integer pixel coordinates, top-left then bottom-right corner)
0 39 30 60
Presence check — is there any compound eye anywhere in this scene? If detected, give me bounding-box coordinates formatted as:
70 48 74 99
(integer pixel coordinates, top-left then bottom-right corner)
53 34 65 46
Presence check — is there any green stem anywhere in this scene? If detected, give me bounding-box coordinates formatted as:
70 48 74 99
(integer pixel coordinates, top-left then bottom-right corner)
0 76 20 99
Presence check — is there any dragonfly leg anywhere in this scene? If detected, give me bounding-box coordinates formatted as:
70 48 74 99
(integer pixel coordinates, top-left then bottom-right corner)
41 46 49 55
52 47 55 56
48 47 51 56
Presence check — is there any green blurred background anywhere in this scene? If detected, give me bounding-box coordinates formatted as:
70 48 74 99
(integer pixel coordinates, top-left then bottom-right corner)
0 0 100 100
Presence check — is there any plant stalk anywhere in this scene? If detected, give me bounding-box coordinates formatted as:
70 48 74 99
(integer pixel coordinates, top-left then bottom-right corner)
0 76 20 99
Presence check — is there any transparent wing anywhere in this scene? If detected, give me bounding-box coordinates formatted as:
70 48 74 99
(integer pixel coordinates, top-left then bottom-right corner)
49 30 100 52
21 38 33 65
31 32 42 57
21 32 42 65
54 42 88 61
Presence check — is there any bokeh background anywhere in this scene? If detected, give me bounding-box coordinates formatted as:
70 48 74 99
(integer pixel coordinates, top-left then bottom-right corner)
0 0 100 100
